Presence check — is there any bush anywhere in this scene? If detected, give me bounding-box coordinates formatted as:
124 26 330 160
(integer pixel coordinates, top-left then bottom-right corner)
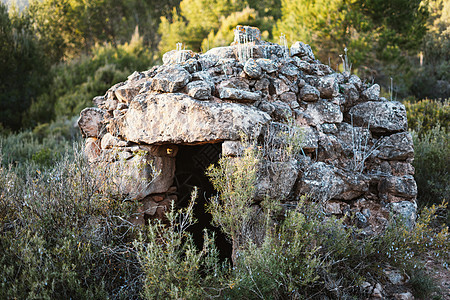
404 98 449 135
135 188 228 299
411 124 450 207
0 146 147 299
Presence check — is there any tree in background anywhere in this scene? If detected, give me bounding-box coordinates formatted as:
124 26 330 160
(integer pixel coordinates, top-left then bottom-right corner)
410 0 449 99
158 0 281 53
0 3 49 131
275 0 428 86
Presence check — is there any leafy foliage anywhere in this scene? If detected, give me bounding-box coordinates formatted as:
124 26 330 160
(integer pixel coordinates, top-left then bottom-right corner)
411 124 450 208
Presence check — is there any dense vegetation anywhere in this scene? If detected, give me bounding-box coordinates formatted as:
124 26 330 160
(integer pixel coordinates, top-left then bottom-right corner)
0 0 449 298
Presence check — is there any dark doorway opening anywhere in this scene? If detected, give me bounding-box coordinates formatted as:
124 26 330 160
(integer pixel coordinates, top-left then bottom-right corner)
174 143 232 262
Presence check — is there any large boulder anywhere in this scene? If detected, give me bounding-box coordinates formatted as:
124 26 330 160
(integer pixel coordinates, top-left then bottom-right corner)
110 93 271 144
349 101 408 133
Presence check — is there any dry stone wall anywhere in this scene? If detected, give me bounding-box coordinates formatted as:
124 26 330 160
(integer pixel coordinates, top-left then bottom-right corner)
78 26 417 231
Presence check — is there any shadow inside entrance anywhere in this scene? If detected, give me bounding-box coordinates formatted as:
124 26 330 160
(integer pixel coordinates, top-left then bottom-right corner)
175 143 232 262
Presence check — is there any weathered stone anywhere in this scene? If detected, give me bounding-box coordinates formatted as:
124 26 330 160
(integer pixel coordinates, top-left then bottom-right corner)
280 92 297 103
93 96 105 108
272 78 290 95
186 81 211 100
375 132 414 160
256 58 278 73
316 74 339 99
348 74 362 90
290 41 315 60
78 107 105 138
393 292 413 300
271 100 292 121
204 46 236 59
162 49 196 65
233 25 262 44
304 99 343 125
279 62 299 76
340 83 359 106
222 141 244 157
297 163 368 202
219 87 261 102
362 83 380 101
390 161 414 176
85 138 101 162
349 101 408 133
243 58 262 78
218 77 250 91
110 93 270 144
311 63 334 76
255 160 298 201
255 77 270 91
106 149 176 200
300 126 318 151
115 85 140 104
101 133 127 149
379 175 417 200
388 201 417 228
299 84 320 102
150 65 192 92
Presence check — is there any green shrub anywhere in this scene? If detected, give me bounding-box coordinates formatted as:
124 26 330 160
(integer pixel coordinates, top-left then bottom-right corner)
411 124 450 207
135 188 228 299
404 98 449 135
0 146 146 299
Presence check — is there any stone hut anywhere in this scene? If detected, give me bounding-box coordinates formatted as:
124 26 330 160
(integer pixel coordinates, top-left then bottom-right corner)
78 26 417 239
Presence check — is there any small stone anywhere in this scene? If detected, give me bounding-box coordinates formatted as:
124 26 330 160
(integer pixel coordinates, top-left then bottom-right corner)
150 65 192 92
316 74 339 99
349 101 408 133
256 58 278 73
362 83 380 101
222 141 244 157
279 62 299 76
219 87 261 102
372 283 383 298
243 58 262 78
85 138 101 162
299 84 320 102
290 41 315 60
280 92 297 103
186 81 211 100
394 292 413 300
78 107 105 138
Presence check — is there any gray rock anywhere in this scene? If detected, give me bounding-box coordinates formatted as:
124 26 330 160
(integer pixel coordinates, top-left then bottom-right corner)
204 46 236 59
255 160 299 201
299 84 320 102
297 162 368 202
110 93 271 144
290 41 315 60
255 77 270 91
379 175 418 199
272 78 290 95
279 62 299 76
256 58 278 73
101 133 127 149
115 85 140 104
375 132 414 160
186 81 211 100
349 101 408 133
280 92 297 103
85 138 101 162
340 83 359 106
362 83 380 101
222 141 244 157
300 126 319 151
105 150 176 200
271 100 292 121
162 49 196 65
316 74 339 99
219 87 261 102
348 75 362 90
304 99 343 125
388 201 417 228
243 58 262 78
78 107 105 138
150 65 192 92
